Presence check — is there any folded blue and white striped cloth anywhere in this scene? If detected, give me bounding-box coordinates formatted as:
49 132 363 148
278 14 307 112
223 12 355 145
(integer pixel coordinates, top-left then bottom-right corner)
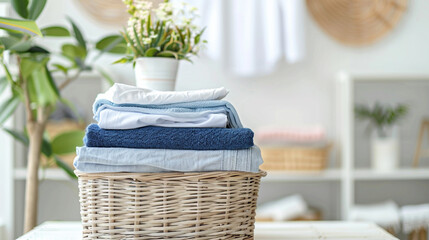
74 146 263 173
93 99 243 128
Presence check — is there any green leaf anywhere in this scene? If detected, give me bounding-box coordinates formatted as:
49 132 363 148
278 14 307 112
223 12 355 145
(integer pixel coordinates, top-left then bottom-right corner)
0 17 42 36
28 46 49 53
121 30 138 56
112 56 133 64
144 47 159 57
51 130 84 155
28 0 47 20
2 62 15 85
132 25 145 55
146 13 152 37
9 40 31 52
54 155 77 179
95 35 126 54
0 95 20 124
0 36 20 49
20 57 43 79
61 44 86 61
52 63 68 75
44 66 60 97
11 0 29 19
156 50 178 59
0 35 31 52
41 135 52 157
175 26 185 43
3 128 29 145
0 36 32 52
194 27 206 45
29 66 59 106
0 76 8 95
152 23 164 47
67 17 86 51
95 67 114 86
41 26 70 37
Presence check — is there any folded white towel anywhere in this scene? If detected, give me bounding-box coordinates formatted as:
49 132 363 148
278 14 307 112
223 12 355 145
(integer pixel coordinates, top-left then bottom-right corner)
349 201 400 232
96 83 229 105
256 194 308 221
98 108 228 129
400 204 429 233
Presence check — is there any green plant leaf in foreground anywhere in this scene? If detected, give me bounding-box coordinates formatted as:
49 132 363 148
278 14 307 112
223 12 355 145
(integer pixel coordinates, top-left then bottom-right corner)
11 0 29 19
41 26 71 37
54 155 77 179
27 0 47 20
95 67 115 86
3 128 29 145
29 66 59 106
51 130 85 155
61 43 86 61
95 35 127 54
0 95 20 124
67 17 86 51
0 17 42 36
1 128 52 157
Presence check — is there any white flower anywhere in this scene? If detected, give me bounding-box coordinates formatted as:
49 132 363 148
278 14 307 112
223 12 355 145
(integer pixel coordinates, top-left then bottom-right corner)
143 37 151 44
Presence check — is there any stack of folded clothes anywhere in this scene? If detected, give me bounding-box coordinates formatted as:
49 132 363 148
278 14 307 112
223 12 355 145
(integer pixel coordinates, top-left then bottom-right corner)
74 83 263 173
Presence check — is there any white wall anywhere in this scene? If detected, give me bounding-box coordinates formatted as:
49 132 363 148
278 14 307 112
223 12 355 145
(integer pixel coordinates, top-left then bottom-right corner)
37 0 429 136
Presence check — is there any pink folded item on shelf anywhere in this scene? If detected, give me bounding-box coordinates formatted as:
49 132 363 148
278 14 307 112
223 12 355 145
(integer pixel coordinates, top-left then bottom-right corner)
256 126 326 145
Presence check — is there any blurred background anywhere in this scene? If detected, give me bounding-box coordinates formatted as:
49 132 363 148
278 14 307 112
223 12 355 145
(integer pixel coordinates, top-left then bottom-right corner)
1 0 429 239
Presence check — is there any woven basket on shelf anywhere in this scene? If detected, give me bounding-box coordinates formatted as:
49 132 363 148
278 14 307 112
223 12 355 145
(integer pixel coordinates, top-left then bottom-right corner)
260 144 332 171
76 170 266 239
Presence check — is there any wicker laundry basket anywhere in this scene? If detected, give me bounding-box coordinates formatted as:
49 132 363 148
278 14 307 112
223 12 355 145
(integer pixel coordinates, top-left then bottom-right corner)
260 144 332 171
76 170 266 239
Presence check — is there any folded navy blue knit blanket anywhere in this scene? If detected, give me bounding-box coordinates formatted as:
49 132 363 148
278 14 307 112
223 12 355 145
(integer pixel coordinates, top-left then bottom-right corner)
84 124 254 150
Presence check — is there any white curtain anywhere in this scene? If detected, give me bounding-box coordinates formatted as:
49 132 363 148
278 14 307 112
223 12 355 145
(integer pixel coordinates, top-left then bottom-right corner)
176 0 306 77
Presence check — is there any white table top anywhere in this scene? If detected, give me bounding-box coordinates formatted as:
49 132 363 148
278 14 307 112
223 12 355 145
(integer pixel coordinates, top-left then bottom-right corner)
18 221 397 240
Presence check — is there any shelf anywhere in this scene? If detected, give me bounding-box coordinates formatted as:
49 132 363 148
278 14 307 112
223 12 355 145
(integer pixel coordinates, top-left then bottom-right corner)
354 168 429 181
15 168 429 181
14 168 74 181
343 73 429 82
262 169 341 182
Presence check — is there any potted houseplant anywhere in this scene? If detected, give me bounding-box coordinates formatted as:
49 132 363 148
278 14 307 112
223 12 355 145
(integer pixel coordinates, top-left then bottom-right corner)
118 0 206 91
355 102 408 172
0 0 125 233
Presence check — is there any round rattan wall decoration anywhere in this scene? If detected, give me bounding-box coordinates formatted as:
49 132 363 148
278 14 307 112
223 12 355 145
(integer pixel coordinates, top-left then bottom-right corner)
76 0 164 26
306 0 408 46
77 0 128 25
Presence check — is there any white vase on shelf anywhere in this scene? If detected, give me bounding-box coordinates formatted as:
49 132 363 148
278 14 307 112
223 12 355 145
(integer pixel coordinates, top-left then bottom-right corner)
134 57 179 91
371 125 400 172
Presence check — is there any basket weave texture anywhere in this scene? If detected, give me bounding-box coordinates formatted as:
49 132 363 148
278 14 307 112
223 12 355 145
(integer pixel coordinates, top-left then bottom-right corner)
76 170 266 239
260 145 332 171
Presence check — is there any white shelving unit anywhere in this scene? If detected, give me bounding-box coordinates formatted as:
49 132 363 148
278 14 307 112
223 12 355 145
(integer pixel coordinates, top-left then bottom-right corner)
336 71 429 220
14 168 72 181
262 169 341 182
354 168 429 181
261 72 429 221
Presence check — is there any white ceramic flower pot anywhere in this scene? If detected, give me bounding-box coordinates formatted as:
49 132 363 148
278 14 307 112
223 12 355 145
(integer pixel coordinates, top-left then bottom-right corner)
371 126 400 172
134 57 179 91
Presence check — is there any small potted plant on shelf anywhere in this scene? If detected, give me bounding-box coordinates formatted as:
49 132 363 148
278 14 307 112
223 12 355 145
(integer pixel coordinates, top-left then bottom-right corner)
355 102 408 172
118 0 206 91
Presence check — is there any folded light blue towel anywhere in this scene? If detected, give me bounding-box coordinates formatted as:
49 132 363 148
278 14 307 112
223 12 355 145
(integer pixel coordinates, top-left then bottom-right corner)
93 99 243 128
84 124 254 150
74 146 263 173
